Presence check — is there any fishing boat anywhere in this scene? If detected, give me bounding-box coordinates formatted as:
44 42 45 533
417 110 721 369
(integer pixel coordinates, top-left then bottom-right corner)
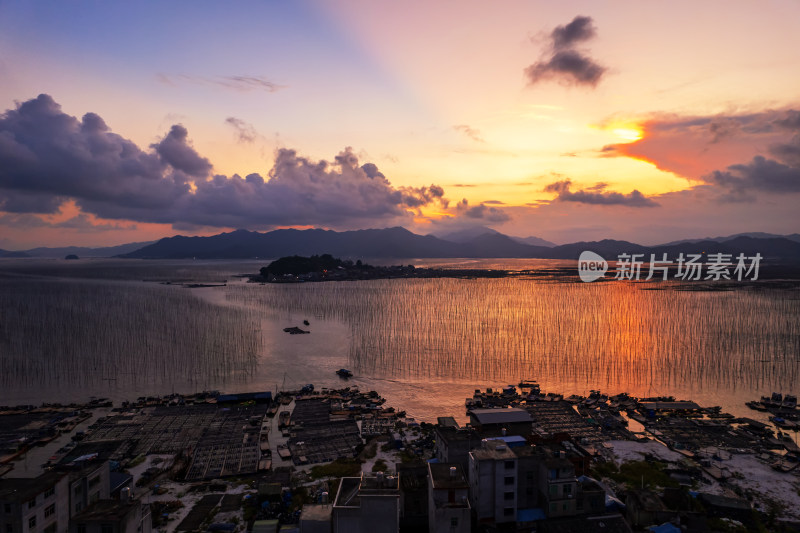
783 394 798 410
768 392 784 408
336 369 353 378
746 400 768 412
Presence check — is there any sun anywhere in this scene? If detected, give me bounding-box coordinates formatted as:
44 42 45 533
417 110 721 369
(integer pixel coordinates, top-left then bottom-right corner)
612 127 643 143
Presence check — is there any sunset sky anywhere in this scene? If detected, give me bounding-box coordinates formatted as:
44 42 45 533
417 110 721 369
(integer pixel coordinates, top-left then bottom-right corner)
1 0 799 249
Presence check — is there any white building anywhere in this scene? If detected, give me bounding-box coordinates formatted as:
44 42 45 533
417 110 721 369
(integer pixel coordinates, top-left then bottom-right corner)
0 472 70 533
468 439 519 526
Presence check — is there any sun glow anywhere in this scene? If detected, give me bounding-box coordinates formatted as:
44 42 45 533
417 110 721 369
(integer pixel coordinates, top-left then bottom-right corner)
612 126 643 143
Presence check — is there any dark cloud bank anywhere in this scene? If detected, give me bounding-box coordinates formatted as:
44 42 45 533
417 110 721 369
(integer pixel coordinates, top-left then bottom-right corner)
0 94 456 229
544 179 659 207
705 111 800 196
525 15 607 87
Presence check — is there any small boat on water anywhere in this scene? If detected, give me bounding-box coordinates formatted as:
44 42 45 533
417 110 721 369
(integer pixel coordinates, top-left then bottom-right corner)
768 392 784 408
336 368 353 378
783 394 798 409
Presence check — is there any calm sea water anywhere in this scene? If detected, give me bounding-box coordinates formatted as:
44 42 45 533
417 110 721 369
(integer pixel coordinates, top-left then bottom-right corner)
1 258 798 423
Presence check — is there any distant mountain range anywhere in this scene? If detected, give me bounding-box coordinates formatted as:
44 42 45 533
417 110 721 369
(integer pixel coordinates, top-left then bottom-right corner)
438 226 556 247
117 227 800 262
4 229 800 262
0 249 30 258
658 232 800 246
0 241 155 259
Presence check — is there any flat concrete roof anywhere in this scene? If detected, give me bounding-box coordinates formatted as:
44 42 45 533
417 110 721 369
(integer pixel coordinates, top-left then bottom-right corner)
469 408 532 425
300 504 333 521
429 463 468 489
470 439 518 461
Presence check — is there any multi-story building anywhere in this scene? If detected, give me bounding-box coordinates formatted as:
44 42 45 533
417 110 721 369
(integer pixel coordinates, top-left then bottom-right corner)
396 463 427 533
65 461 110 518
533 447 577 518
332 472 399 533
433 425 479 472
468 439 520 526
0 472 70 533
427 464 469 533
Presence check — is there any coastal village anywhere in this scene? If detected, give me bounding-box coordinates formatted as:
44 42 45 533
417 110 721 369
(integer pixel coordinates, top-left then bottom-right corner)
1 383 799 533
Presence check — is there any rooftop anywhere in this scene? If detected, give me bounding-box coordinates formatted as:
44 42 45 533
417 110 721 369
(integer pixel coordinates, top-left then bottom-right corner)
470 439 518 461
428 463 468 489
334 472 399 509
333 477 361 508
541 513 633 533
437 416 458 428
300 504 333 522
396 463 427 491
359 471 399 493
435 425 479 443
469 408 532 425
0 472 65 502
72 499 139 522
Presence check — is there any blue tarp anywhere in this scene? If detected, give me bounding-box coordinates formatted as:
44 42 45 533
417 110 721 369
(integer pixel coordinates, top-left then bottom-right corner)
486 436 527 447
649 524 681 533
517 508 546 522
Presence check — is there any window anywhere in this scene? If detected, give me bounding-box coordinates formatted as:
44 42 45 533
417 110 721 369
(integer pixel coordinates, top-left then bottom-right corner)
77 524 86 533
28 517 36 530
549 468 557 479
504 476 514 486
526 471 533 481
42 525 55 533
101 525 113 533
4 504 11 513
504 460 514 470
44 505 55 519
562 503 568 511
27 500 35 510
43 487 55 499
7 524 13 533
74 502 83 514
503 507 514 517
504 491 514 501
563 484 572 496
88 476 100 488
549 485 557 496
89 492 100 505
450 517 458 527
73 485 82 496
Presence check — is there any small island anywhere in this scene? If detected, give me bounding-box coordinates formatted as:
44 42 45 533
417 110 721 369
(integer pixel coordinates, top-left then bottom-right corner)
251 254 512 283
